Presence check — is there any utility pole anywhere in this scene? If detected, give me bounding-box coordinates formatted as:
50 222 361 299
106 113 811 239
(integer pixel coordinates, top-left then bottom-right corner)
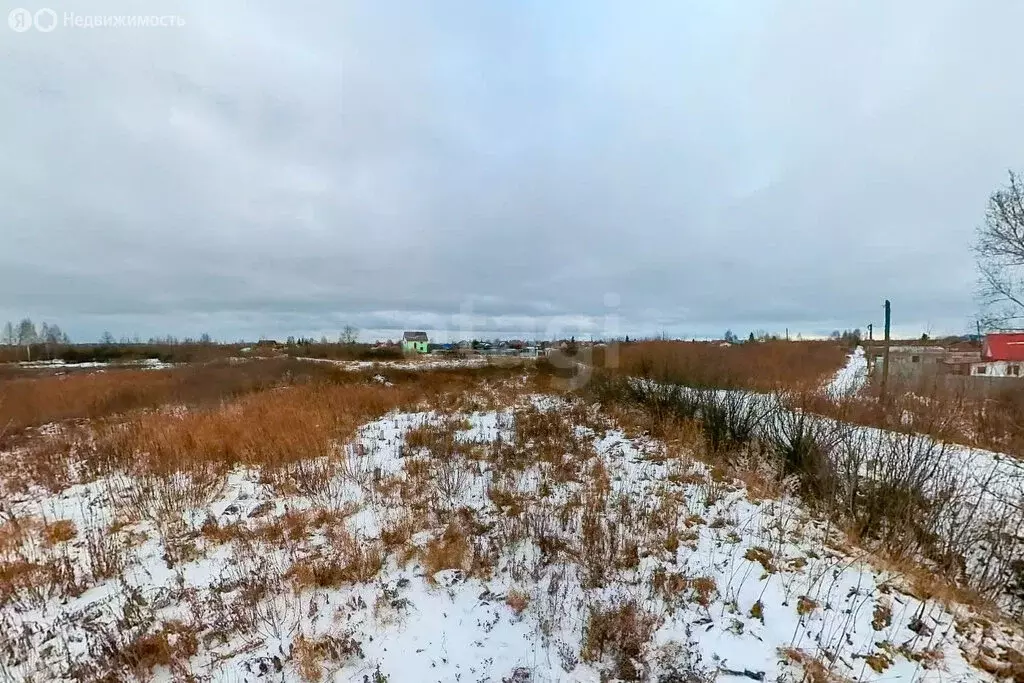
880 300 891 402
867 323 873 341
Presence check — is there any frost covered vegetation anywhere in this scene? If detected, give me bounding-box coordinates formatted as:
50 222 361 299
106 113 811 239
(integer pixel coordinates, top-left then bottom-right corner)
1 351 1023 682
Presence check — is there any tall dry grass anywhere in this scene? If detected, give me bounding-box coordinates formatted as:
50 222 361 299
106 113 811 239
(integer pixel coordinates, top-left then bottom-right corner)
0 358 350 437
2 361 551 495
808 371 1024 459
0 341 248 365
593 340 847 392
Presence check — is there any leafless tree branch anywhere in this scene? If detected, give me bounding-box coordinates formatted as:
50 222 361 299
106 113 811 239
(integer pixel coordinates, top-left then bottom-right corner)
975 170 1024 329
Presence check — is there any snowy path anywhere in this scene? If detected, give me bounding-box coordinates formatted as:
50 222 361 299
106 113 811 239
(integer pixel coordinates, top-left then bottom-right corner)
825 346 867 395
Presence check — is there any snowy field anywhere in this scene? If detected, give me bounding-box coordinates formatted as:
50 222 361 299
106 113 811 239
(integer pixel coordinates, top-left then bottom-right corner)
2 375 1022 682
14 358 176 370
297 355 495 372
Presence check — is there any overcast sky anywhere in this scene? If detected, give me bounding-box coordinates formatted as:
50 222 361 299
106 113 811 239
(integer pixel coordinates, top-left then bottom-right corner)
3 0 1024 342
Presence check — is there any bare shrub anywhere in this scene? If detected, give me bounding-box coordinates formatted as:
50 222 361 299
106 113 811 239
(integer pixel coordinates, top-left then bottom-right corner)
340 442 377 492
277 456 349 508
293 631 364 682
289 536 383 589
581 600 659 680
434 456 471 511
81 518 127 584
845 433 955 551
0 554 81 610
824 414 1024 610
764 400 841 500
697 390 776 453
117 620 199 679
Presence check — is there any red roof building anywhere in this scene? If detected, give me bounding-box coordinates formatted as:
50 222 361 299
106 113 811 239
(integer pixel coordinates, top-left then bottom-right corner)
982 333 1024 361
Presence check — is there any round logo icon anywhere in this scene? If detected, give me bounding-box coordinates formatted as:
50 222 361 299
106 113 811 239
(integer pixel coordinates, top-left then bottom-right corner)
34 8 57 32
8 7 32 31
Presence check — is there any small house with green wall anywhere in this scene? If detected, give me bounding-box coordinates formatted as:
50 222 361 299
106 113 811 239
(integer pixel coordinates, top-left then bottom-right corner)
402 331 429 353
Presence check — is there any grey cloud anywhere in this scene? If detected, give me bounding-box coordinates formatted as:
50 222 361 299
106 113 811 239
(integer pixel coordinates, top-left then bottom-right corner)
2 0 1023 342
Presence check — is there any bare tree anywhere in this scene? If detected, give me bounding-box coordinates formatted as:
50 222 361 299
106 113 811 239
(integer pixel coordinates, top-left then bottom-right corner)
40 323 51 359
340 325 358 345
1 322 13 346
16 318 37 361
40 323 65 359
975 170 1024 329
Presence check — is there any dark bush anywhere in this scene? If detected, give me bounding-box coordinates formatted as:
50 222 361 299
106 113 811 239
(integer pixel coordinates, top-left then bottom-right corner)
696 391 776 453
764 407 838 500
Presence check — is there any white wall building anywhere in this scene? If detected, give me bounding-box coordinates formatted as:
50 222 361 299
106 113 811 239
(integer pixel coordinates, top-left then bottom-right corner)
969 360 1023 377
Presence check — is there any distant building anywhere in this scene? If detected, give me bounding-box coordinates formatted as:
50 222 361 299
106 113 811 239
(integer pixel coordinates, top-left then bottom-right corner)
969 333 1024 377
983 333 1024 361
942 350 983 375
401 331 429 354
868 345 946 378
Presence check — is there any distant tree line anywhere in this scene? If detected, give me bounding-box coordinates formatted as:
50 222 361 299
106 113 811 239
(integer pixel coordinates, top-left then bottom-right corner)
830 329 863 347
1 318 71 361
721 328 862 348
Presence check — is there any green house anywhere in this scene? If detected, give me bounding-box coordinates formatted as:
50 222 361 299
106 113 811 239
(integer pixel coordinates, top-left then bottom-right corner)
402 331 429 353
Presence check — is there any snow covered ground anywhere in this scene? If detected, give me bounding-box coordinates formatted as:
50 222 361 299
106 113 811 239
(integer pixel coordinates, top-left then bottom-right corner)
632 350 1024 615
1 393 1020 682
13 358 175 370
825 346 867 396
297 356 494 372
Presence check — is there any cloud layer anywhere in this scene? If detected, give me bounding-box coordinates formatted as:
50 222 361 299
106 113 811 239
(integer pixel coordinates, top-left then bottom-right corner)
3 0 1024 341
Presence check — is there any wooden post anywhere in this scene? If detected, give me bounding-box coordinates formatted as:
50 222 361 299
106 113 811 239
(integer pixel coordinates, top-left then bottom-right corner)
880 300 891 402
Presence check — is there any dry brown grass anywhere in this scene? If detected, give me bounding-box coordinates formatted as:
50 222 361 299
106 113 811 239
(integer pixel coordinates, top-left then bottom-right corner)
861 549 996 615
198 507 353 548
422 522 471 577
118 620 199 679
0 514 42 553
0 554 82 609
972 649 1024 682
806 372 1024 460
594 340 847 392
3 362 545 496
505 588 530 616
42 519 77 546
293 632 364 682
779 647 851 683
581 600 660 680
797 595 819 616
288 534 384 590
586 357 1024 612
0 357 350 437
